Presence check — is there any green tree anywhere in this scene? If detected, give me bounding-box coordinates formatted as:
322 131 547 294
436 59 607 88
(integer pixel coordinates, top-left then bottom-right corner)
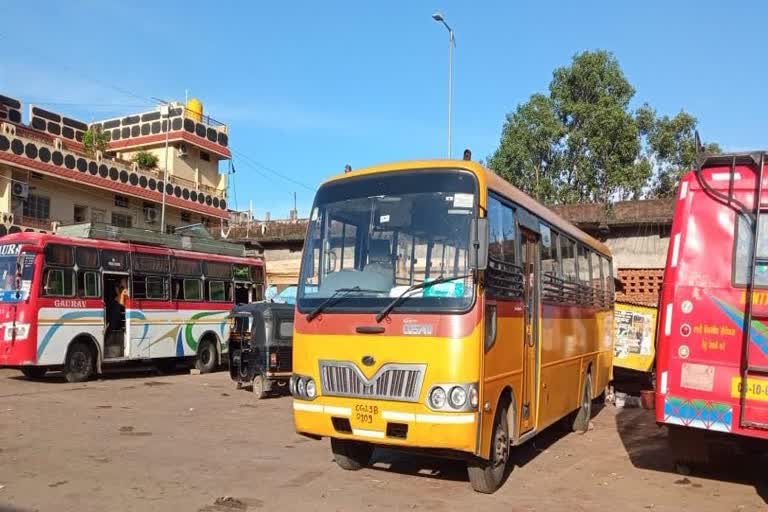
82 128 109 156
487 94 564 203
132 150 159 170
637 105 721 198
489 50 717 203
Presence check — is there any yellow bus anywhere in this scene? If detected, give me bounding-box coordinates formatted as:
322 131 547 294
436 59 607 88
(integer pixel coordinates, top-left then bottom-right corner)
290 160 614 493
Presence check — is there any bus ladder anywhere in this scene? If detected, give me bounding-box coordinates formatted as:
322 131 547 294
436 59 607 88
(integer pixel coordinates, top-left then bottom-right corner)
740 151 768 430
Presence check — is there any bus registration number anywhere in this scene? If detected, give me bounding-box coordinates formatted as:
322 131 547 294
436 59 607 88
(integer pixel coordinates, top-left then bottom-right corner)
353 403 380 425
731 377 768 402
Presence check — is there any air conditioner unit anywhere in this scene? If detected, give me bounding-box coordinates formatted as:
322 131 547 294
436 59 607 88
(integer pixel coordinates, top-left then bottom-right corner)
177 143 188 157
144 207 158 224
12 182 28 199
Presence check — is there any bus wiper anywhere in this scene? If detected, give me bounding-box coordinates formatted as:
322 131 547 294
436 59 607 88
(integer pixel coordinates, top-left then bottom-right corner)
306 287 382 322
375 274 472 323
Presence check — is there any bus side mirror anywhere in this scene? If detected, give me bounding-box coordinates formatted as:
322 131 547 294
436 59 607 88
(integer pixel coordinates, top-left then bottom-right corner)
469 217 489 271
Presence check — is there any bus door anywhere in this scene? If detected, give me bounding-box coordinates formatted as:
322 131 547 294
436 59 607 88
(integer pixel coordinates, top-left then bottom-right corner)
520 230 540 433
103 272 131 359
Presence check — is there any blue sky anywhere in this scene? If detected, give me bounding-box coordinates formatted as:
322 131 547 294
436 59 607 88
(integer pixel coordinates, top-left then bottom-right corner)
1 1 766 217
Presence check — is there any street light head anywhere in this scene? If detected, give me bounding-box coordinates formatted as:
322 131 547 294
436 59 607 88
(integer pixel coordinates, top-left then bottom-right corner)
432 11 444 22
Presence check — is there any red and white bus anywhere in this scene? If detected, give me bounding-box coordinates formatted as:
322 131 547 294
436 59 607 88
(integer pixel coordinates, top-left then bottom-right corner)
0 232 264 382
656 151 768 461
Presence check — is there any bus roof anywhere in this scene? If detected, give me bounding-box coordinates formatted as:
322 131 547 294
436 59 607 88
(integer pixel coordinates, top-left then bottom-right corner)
0 232 264 265
322 159 611 257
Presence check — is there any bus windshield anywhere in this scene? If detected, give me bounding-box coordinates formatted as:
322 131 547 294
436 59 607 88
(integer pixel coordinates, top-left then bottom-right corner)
0 243 31 301
298 169 477 313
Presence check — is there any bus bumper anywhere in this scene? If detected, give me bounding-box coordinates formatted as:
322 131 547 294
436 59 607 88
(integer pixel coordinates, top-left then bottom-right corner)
293 399 479 455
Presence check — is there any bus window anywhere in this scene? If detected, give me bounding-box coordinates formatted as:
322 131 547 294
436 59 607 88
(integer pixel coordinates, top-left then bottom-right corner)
206 261 232 280
542 230 560 276
501 203 516 264
173 258 202 276
330 219 358 271
101 250 129 271
233 264 251 282
76 247 99 269
488 196 504 262
734 215 768 286
45 244 74 266
561 238 577 281
251 265 264 284
77 271 101 298
577 244 590 284
145 276 168 300
208 280 232 302
134 253 170 274
589 251 602 291
43 268 74 296
182 279 203 301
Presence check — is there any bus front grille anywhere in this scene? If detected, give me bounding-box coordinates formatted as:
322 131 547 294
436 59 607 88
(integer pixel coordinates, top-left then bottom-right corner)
319 361 426 402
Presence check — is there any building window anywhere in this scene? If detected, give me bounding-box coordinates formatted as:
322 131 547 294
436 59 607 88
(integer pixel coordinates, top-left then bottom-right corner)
23 194 50 220
92 209 106 224
114 194 129 208
200 151 210 162
111 212 133 228
74 205 88 223
181 212 191 223
166 224 176 234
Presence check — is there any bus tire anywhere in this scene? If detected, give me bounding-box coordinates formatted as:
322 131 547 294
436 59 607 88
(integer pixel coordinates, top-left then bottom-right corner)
330 438 373 471
64 341 95 383
252 374 265 399
20 367 47 379
572 373 592 433
468 403 510 494
195 337 218 374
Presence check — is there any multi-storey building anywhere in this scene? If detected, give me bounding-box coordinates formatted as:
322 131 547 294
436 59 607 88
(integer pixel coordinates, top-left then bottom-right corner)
0 94 230 236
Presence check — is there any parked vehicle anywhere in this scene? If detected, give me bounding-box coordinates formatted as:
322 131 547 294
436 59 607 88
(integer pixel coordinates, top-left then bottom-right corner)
291 159 614 493
266 284 297 305
0 230 265 382
228 302 295 398
656 150 768 468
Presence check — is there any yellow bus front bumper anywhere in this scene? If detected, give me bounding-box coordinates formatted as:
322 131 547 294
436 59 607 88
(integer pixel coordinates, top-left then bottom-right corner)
293 397 479 454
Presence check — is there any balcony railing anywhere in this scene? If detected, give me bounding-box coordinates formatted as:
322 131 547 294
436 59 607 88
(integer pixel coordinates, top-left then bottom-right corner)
6 123 226 200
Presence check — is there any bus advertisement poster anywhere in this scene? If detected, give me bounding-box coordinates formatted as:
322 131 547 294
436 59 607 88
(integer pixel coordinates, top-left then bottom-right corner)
614 302 657 373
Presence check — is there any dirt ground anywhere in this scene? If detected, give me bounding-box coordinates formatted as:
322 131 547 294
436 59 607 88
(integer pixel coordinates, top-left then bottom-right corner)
0 368 766 512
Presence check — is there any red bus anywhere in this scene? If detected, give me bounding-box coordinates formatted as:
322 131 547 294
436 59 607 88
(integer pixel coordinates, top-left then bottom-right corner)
656 151 768 462
0 231 264 382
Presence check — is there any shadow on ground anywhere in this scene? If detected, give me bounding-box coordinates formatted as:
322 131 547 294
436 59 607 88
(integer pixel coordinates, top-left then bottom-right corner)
615 406 768 504
366 401 604 485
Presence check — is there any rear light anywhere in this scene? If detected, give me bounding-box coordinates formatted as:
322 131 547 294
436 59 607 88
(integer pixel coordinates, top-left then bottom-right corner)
270 352 278 366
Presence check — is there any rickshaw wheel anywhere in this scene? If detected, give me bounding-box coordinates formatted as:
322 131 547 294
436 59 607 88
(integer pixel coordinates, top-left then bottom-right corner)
252 374 266 399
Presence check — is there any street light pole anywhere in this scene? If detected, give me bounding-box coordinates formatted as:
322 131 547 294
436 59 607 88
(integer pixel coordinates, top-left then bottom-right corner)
432 11 455 159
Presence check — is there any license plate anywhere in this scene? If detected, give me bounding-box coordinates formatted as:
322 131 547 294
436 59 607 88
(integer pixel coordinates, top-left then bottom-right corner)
731 376 768 402
352 403 380 426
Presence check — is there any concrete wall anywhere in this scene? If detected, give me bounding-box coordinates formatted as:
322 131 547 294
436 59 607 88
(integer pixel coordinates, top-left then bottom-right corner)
601 226 670 270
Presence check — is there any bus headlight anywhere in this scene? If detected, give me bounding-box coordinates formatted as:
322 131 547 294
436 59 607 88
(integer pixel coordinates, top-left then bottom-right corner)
427 383 479 411
468 385 479 409
429 387 447 409
297 378 306 397
449 386 467 408
306 379 317 399
291 374 317 400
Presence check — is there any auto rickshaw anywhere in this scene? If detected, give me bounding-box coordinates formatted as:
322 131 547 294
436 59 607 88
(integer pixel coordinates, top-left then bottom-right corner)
228 302 295 399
